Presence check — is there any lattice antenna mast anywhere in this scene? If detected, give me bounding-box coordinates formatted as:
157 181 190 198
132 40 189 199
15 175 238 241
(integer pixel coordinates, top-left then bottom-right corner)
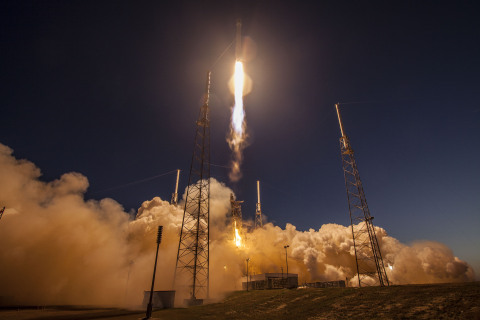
174 72 211 303
336 103 389 287
171 169 181 205
255 180 263 228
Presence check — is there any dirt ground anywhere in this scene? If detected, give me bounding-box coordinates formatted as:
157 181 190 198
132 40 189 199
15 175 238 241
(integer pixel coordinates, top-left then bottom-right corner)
1 282 479 320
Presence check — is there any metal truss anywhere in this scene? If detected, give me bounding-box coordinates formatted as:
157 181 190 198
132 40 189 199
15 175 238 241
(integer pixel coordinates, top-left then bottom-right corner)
174 72 211 301
340 135 389 287
230 193 243 237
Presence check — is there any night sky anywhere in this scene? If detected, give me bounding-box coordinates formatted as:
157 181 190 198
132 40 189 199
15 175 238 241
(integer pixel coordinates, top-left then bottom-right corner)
1 1 479 277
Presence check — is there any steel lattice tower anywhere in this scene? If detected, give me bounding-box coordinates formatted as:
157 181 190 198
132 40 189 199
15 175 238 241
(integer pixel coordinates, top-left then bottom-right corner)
174 72 211 303
255 180 263 229
336 104 389 287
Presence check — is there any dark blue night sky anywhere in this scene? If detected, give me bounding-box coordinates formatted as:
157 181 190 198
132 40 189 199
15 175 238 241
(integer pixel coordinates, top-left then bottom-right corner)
1 1 479 277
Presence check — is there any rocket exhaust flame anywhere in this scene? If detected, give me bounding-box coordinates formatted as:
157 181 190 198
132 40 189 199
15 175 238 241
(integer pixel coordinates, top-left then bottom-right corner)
232 61 245 137
227 60 247 182
234 220 242 247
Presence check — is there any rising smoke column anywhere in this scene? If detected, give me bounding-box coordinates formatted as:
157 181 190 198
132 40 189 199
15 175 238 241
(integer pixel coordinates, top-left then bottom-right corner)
227 60 248 182
0 142 475 306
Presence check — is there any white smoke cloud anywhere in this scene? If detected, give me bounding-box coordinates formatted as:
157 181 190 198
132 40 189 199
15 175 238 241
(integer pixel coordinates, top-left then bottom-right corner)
0 142 474 307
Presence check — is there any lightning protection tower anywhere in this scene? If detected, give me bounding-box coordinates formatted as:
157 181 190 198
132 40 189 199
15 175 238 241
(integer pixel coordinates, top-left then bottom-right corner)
255 180 263 229
174 72 211 304
335 103 389 287
171 169 181 205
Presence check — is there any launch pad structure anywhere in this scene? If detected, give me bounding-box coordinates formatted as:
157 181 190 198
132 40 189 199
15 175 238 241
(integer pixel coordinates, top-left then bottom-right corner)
255 180 263 229
173 72 212 304
230 193 244 243
336 103 389 287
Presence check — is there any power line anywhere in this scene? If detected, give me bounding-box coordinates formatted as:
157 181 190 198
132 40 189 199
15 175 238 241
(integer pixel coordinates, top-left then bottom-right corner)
92 170 178 194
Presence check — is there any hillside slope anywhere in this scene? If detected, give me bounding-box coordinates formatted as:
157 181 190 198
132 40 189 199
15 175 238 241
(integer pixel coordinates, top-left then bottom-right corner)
158 282 480 320
0 282 479 319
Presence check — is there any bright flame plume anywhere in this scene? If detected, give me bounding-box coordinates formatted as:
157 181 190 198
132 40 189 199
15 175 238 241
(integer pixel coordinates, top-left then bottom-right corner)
234 220 242 247
227 60 247 182
232 61 245 137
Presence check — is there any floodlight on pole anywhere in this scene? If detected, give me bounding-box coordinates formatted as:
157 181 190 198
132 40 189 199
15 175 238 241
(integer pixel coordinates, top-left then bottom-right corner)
144 226 163 320
284 245 289 277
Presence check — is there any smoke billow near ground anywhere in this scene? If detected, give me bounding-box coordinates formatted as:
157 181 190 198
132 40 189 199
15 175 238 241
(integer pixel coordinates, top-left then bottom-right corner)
0 143 475 307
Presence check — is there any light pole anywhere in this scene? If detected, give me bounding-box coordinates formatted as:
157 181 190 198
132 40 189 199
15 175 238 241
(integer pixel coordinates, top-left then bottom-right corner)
246 258 250 291
284 245 289 278
144 226 163 320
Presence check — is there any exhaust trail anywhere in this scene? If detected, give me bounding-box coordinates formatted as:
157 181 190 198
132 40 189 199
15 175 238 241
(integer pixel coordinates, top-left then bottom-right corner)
227 20 248 182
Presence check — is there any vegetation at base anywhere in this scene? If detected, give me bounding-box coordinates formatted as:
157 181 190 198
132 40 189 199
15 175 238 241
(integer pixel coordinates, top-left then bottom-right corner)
0 282 479 319
157 282 480 320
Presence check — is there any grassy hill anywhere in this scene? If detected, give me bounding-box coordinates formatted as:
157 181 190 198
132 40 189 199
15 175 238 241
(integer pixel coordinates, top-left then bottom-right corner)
1 282 479 319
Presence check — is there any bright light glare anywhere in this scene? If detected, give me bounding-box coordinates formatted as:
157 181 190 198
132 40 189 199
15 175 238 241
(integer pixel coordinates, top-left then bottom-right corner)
234 221 242 247
232 60 245 136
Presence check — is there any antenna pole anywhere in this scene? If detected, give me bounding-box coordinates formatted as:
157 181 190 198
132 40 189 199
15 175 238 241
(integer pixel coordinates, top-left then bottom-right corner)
335 103 346 137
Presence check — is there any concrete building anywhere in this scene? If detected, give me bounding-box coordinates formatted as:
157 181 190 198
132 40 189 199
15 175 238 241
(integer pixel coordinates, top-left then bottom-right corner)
241 273 298 290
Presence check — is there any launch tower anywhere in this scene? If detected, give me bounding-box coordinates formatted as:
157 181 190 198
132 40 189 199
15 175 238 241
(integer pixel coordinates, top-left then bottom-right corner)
335 103 389 287
230 193 243 246
255 180 263 229
173 72 211 304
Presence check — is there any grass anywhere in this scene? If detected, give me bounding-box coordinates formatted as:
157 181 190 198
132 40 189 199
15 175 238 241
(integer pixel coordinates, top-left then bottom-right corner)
1 282 479 319
157 282 480 320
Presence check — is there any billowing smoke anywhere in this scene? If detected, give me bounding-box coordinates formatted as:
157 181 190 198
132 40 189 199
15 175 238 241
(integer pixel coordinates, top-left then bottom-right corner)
0 143 474 307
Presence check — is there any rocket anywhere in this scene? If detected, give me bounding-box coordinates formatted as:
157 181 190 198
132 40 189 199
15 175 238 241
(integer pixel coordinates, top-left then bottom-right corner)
235 19 242 61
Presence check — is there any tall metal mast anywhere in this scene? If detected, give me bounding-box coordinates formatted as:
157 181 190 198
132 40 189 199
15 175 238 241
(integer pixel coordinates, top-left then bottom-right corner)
171 169 181 205
255 180 263 229
174 72 211 304
336 103 389 287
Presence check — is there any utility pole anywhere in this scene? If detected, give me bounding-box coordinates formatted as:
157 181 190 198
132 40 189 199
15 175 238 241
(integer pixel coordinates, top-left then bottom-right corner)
335 103 389 287
144 226 163 320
